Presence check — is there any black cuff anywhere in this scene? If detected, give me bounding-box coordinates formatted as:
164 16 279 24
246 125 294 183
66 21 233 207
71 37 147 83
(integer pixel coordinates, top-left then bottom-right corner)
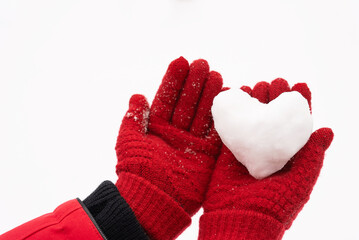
82 180 149 240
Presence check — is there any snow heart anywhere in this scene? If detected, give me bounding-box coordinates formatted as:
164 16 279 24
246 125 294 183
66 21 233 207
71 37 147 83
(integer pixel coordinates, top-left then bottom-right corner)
212 89 313 179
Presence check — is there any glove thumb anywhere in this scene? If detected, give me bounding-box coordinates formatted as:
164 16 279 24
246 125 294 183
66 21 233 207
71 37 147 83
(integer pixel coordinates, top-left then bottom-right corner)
288 127 334 182
120 94 150 134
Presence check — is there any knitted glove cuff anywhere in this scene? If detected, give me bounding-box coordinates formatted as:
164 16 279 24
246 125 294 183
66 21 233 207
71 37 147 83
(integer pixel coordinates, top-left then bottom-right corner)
83 180 148 240
116 172 191 240
199 210 285 240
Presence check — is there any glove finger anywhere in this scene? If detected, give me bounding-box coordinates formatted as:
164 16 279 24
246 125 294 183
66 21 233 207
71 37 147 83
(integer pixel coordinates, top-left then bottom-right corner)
150 57 189 123
120 94 150 134
240 85 252 96
171 59 210 131
291 83 312 112
251 81 270 103
269 78 290 101
190 71 223 138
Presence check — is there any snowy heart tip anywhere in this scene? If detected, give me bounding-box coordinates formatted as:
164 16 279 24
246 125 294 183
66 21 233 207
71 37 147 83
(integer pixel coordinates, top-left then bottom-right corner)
212 88 313 179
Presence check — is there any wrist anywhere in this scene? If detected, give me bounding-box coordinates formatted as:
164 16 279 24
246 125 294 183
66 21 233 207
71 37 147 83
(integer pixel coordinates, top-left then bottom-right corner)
116 172 191 240
83 181 148 240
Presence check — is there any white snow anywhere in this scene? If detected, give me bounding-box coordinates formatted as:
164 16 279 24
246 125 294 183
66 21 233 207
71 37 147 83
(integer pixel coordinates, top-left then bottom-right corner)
212 88 313 179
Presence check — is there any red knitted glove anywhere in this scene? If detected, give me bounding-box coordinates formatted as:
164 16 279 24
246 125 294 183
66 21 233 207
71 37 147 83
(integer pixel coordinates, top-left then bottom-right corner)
199 79 334 240
115 57 223 240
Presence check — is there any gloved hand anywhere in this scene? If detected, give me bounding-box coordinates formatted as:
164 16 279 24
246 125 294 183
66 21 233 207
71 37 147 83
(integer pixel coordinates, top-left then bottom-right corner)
199 79 334 240
115 57 223 240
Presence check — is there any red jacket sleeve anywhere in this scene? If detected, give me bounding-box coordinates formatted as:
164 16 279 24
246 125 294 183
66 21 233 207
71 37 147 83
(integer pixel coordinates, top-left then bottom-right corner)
0 199 105 240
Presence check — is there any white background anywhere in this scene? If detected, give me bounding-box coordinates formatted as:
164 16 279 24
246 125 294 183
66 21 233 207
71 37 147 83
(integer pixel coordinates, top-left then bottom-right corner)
0 1 358 239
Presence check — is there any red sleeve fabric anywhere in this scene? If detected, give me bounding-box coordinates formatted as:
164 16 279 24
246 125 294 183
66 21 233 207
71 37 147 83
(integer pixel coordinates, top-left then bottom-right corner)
0 199 104 240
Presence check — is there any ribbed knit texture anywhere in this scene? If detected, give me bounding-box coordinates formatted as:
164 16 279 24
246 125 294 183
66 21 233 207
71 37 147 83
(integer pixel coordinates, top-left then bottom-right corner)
115 57 223 240
83 181 148 240
116 173 191 240
200 79 334 240
199 210 285 240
